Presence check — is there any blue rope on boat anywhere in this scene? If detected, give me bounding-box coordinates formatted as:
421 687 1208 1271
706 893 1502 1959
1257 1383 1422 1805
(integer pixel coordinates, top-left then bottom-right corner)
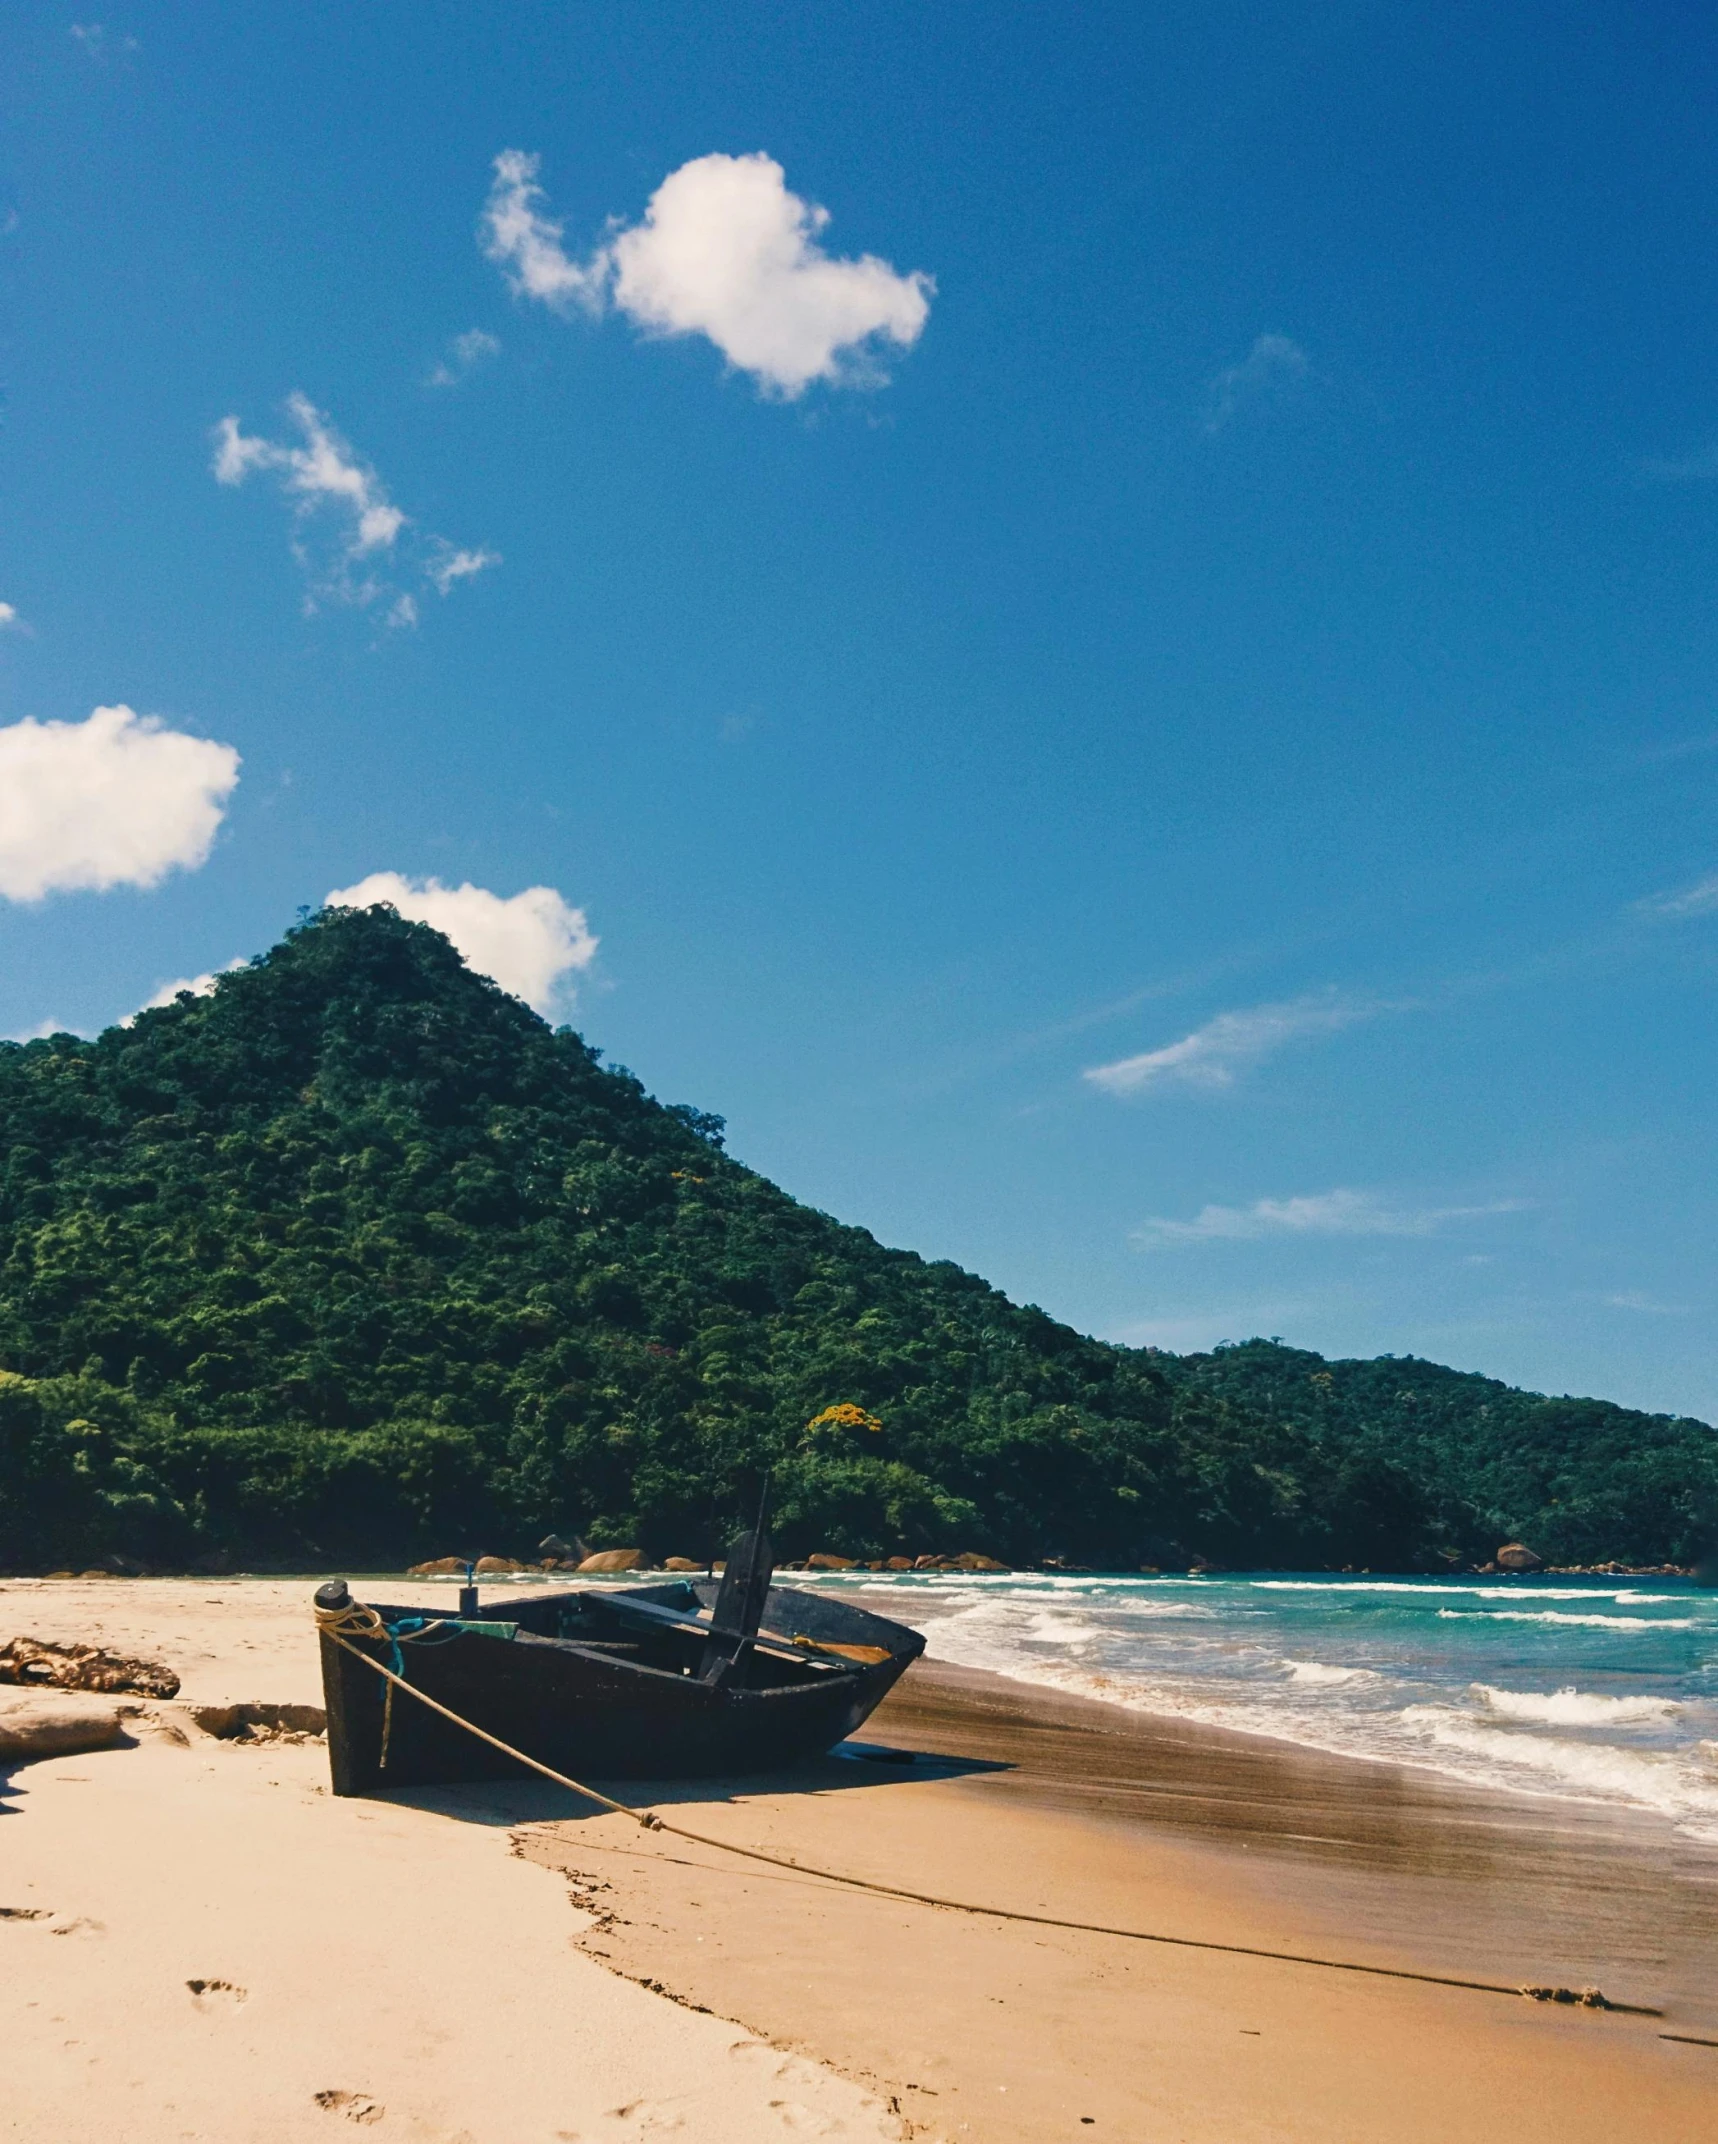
379 1613 504 1674
382 1614 441 1673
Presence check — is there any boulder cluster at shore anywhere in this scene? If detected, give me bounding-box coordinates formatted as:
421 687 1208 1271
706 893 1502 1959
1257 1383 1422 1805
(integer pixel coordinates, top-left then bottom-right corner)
12 1540 1699 1581
405 1547 1013 1577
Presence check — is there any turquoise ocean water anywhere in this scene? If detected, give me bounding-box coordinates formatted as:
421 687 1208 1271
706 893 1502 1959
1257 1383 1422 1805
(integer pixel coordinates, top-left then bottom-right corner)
796 1571 1718 1841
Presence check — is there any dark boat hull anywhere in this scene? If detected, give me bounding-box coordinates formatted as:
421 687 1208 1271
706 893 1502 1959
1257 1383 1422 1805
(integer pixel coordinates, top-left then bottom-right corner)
318 1577 924 1796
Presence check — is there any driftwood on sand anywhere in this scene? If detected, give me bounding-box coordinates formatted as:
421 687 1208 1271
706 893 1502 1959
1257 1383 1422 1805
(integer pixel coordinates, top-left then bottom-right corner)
0 1635 181 1700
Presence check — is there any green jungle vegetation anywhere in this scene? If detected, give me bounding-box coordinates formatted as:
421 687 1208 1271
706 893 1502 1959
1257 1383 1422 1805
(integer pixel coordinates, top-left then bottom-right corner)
1 907 1713 1574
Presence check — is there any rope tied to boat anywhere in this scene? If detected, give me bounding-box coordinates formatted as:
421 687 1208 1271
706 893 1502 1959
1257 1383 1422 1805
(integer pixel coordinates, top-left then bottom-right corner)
314 1598 458 1768
314 1619 1661 2019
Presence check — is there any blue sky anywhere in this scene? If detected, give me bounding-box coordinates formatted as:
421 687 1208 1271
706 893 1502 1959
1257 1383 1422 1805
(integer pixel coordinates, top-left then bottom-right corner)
6 3 1718 1415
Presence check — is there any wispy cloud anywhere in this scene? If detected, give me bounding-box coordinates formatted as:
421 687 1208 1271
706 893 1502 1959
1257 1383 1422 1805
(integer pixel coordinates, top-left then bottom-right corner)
426 327 500 389
1633 731 1718 764
1205 333 1308 433
1637 872 1718 919
214 394 404 550
1638 440 1718 483
0 603 23 633
1603 1289 1690 1316
1134 1187 1528 1248
212 393 496 623
481 151 610 314
69 23 137 62
1084 990 1378 1096
425 542 501 596
481 149 934 398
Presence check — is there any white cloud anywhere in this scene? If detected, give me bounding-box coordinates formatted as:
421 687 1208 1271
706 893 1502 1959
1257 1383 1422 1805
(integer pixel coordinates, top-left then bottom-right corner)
213 393 496 620
609 153 934 396
425 542 501 596
1638 872 1718 919
1134 1187 1526 1248
7 1017 70 1044
1085 991 1374 1095
1604 1290 1690 1316
426 327 501 389
0 603 21 631
482 149 933 397
1107 1302 1322 1352
324 872 598 1014
1206 333 1308 432
129 958 247 1021
0 705 240 903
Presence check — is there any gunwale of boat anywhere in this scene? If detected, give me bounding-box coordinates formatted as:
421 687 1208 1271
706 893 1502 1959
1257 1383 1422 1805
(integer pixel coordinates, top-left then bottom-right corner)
356 1577 918 1695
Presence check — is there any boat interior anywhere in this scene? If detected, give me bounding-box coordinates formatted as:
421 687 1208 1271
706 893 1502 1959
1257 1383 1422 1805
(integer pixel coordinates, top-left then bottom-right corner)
368 1579 913 1689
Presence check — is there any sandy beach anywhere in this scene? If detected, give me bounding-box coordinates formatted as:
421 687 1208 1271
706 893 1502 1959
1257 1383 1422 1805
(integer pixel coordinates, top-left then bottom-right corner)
5 1577 1716 2142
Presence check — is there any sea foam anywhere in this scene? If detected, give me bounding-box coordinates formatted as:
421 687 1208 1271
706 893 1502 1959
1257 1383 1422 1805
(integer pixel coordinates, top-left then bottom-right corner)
1436 1607 1692 1632
1471 1683 1680 1727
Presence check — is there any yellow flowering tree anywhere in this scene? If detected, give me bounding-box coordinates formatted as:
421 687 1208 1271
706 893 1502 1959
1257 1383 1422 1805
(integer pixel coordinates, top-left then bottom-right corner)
805 1402 884 1439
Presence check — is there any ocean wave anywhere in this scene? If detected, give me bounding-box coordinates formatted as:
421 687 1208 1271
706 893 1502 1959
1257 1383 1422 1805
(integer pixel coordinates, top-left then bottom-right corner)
822 1566 1718 1838
945 1595 1216 1622
1022 1609 1107 1646
1401 1705 1718 1833
1250 1579 1483 1595
1472 1683 1680 1727
1248 1579 1683 1603
1436 1607 1693 1631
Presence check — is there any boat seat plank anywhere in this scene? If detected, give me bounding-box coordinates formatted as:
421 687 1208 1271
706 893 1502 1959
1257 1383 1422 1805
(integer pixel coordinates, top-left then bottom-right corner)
581 1590 850 1672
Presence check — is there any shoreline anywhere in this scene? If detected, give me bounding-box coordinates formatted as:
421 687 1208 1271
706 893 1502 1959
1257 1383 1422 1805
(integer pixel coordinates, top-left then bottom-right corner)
5 1579 1717 2141
15 1564 1714 1836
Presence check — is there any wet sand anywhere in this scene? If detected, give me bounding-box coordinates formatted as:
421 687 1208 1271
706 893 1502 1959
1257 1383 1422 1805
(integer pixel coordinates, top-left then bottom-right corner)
517 1658 1718 2142
875 1656 1718 2032
5 1577 1717 2141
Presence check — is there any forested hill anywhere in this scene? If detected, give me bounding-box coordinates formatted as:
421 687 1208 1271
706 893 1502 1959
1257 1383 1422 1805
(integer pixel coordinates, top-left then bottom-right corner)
1 907 1713 1573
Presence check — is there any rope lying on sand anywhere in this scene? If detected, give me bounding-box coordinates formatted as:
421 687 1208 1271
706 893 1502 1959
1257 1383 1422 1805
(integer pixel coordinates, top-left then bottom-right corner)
316 1619 1661 2019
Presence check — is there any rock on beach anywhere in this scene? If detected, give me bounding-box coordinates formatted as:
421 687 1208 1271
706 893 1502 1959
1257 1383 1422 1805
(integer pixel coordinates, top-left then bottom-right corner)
1495 1543 1543 1572
0 1690 127 1762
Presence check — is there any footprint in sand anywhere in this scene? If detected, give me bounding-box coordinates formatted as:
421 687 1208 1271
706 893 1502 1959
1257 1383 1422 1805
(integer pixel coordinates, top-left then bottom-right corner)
597 2099 688 2136
725 2041 884 2134
314 2090 384 2124
186 1977 247 2008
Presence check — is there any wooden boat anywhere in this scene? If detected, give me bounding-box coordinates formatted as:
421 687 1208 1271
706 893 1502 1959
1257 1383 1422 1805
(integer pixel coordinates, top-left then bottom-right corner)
313 1530 925 1796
